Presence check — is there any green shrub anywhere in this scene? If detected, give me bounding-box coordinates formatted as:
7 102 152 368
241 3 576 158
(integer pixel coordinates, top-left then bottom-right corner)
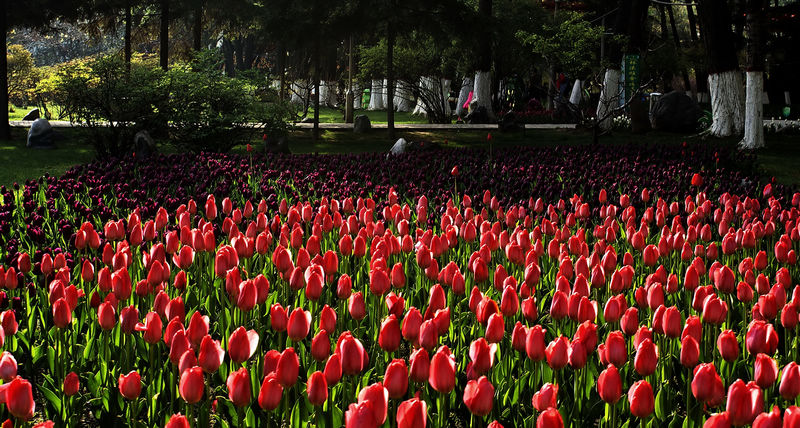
52 55 168 158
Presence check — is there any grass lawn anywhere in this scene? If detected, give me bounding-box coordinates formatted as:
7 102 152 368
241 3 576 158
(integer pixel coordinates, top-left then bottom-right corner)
305 107 430 124
1 123 798 191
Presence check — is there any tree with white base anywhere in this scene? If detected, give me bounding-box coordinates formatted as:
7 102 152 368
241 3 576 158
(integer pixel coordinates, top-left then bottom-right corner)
740 0 768 149
698 0 744 138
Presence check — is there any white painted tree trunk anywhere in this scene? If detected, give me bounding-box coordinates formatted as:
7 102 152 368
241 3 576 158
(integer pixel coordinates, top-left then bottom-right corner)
471 70 494 119
708 71 744 137
569 79 583 105
369 80 385 111
353 83 362 110
597 68 622 131
740 71 764 149
455 77 473 117
395 81 415 112
382 79 390 109
784 91 791 105
441 78 452 117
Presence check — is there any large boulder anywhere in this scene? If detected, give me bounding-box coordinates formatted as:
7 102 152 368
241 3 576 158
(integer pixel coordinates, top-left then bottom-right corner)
354 115 371 133
22 108 40 121
132 131 156 158
650 91 702 132
265 135 290 154
387 138 441 157
27 118 55 148
465 106 491 124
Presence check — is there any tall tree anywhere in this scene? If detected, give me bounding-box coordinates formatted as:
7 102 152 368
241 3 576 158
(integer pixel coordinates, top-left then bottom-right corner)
472 0 494 121
596 0 629 130
698 0 743 137
740 0 769 149
160 0 170 70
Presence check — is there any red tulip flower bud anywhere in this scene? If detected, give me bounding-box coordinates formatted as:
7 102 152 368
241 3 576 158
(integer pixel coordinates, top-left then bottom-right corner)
384 359 409 399
780 362 800 400
532 382 558 411
545 336 569 370
598 365 622 404
429 345 456 393
378 315 401 353
228 327 259 364
409 348 430 383
463 376 494 416
537 408 564 428
680 336 700 368
306 371 328 406
179 366 204 404
726 379 763 426
3 378 35 420
633 338 658 376
396 393 426 428
63 372 80 397
628 380 654 418
754 353 778 389
226 367 251 407
118 371 141 400
716 330 740 362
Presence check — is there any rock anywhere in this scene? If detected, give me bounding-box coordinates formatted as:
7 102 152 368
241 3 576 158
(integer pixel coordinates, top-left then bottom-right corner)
499 111 519 131
387 138 441 157
27 118 54 148
465 106 490 124
389 138 410 155
354 115 371 133
650 91 703 132
22 108 40 121
300 117 316 124
265 135 290 154
132 131 156 158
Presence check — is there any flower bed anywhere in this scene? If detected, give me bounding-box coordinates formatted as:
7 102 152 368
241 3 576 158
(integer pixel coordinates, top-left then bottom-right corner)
0 144 798 427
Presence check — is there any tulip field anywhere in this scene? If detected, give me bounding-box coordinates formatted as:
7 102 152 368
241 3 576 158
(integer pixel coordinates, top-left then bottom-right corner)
0 142 799 427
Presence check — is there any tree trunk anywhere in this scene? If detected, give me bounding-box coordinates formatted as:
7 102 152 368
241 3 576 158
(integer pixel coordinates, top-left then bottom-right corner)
124 2 132 72
657 4 673 92
193 1 203 52
277 44 286 100
386 14 395 141
0 0 9 140
473 0 494 120
455 77 473 118
666 1 692 95
597 0 628 131
369 80 385 110
222 38 235 76
627 0 651 133
741 0 768 149
160 0 169 70
687 4 709 102
313 36 320 141
698 0 743 136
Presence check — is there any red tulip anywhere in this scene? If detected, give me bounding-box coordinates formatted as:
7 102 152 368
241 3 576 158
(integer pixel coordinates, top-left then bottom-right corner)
754 353 778 389
337 331 368 376
179 366 204 404
633 338 658 376
469 338 497 376
186 311 210 348
537 408 564 428
598 365 622 404
0 352 16 382
384 359 408 399
692 363 725 405
429 345 456 393
726 379 763 426
345 401 379 428
118 371 141 400
485 312 504 343
704 412 731 428
785 406 800 427
258 373 283 411
324 353 342 386
228 327 259 363
53 298 72 329
306 371 328 406
320 304 337 333
602 331 627 367
546 336 569 370
526 325 546 361
135 311 163 344
680 335 700 368
276 347 299 388
532 382 558 411
287 308 312 341
226 367 251 407
63 372 80 396
746 320 779 355
379 315 401 352
397 393 427 428
717 330 740 362
409 348 430 383
463 376 494 416
0 378 35 420
311 331 331 362
270 303 288 331
349 292 367 320
197 335 225 373
357 382 389 424
780 362 800 400
752 406 781 428
0 310 17 337
628 380 654 418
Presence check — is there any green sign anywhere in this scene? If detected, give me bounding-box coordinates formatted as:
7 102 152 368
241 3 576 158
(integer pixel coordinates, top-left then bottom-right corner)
624 54 640 102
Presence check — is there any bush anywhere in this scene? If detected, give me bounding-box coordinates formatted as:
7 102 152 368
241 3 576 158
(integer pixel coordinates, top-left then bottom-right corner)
51 51 296 156
53 55 168 158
